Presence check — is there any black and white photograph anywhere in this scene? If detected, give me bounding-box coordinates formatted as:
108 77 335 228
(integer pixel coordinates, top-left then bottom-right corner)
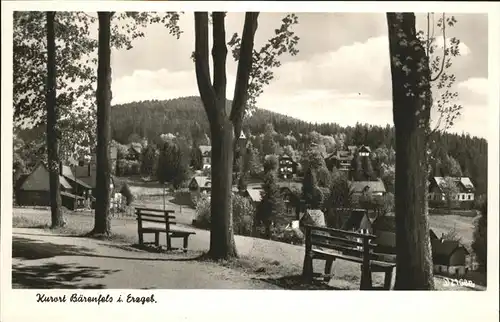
1 1 499 321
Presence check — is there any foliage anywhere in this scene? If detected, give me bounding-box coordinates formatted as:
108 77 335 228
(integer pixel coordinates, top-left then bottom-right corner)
471 199 487 271
256 172 285 229
157 141 190 186
263 154 279 174
417 13 463 134
232 194 255 236
190 145 203 170
194 195 255 237
440 176 460 212
302 167 323 209
316 166 332 188
140 145 157 177
441 224 463 243
262 123 279 155
243 144 262 178
119 183 135 206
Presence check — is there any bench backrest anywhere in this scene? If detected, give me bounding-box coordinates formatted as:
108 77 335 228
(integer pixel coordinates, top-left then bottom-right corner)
136 207 176 233
304 225 378 260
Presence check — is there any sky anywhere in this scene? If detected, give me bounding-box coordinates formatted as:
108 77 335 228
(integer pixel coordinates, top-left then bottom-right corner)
107 12 488 138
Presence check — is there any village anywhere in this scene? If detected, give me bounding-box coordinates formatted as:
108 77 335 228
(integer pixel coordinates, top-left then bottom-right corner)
14 132 482 286
8 10 489 295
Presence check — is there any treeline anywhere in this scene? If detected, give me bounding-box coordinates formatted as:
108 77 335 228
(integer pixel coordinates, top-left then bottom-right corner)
109 96 487 195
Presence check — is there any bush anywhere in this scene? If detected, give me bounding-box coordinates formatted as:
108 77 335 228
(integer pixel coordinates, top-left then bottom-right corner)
193 194 255 237
193 196 211 229
471 200 487 272
232 194 255 236
120 183 135 206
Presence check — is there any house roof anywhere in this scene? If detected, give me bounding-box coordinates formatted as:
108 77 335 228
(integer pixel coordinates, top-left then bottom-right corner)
246 188 263 202
358 145 372 153
300 209 326 227
129 143 142 154
349 179 386 194
199 145 212 156
341 209 371 231
431 239 469 258
192 176 211 188
432 176 475 193
19 162 72 191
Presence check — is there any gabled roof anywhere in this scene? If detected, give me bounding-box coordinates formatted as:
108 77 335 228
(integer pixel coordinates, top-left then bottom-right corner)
341 209 372 231
300 209 325 227
19 163 72 191
61 165 92 189
431 176 475 193
191 176 211 188
246 188 263 202
349 179 386 194
431 239 469 265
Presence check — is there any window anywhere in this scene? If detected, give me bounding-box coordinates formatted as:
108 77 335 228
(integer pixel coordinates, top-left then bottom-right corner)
468 195 471 200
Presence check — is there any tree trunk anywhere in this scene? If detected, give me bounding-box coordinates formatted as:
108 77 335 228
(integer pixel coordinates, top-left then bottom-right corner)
46 11 64 228
92 12 113 235
209 119 238 259
387 13 435 290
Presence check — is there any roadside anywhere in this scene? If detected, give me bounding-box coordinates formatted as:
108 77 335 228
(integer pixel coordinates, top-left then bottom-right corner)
12 208 483 290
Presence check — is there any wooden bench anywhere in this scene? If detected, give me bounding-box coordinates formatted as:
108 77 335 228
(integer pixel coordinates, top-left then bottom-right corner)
136 207 196 252
302 225 396 290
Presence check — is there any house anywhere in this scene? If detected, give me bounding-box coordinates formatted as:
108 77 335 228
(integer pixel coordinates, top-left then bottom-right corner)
358 145 372 157
189 176 211 194
72 161 115 202
299 209 326 228
16 162 86 210
349 179 386 197
431 239 470 277
245 188 263 206
199 145 212 170
341 209 372 234
324 148 354 172
127 142 143 161
428 176 475 208
278 154 298 179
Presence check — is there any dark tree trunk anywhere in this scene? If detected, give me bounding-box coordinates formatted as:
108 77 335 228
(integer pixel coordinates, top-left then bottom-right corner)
209 119 237 258
194 12 258 260
387 13 434 290
92 12 113 235
46 11 64 228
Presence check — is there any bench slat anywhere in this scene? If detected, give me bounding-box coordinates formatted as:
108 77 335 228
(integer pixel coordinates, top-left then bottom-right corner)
170 229 196 236
311 233 376 247
139 218 170 224
313 249 393 268
306 225 376 239
137 212 176 219
136 207 175 214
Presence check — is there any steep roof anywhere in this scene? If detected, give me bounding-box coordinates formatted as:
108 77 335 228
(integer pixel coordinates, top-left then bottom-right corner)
341 209 372 231
246 188 263 202
349 179 386 194
431 239 469 265
432 176 475 193
19 163 72 191
300 209 326 227
191 176 211 188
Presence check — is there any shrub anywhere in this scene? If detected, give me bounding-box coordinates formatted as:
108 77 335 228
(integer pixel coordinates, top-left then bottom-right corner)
471 199 487 272
232 194 255 236
193 194 255 237
193 196 211 229
120 183 134 206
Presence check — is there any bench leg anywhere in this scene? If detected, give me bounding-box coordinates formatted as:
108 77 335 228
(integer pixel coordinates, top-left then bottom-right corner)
383 268 394 290
360 264 373 290
302 252 314 283
166 233 172 251
324 259 334 282
154 232 160 246
138 231 144 245
183 236 188 253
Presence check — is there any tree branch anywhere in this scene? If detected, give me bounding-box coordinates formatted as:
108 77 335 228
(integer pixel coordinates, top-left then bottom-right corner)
230 12 259 137
212 12 228 117
431 13 446 82
194 12 217 124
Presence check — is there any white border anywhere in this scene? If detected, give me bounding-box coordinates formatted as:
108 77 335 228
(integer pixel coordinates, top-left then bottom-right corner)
1 2 499 322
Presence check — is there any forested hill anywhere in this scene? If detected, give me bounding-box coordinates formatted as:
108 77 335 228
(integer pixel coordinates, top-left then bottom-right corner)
110 96 488 195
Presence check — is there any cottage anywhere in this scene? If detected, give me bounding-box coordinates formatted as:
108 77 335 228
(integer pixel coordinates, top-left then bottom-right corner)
299 209 326 228
324 148 354 172
431 239 470 277
245 188 263 206
349 179 386 197
189 176 211 193
428 176 475 208
358 145 372 157
16 163 85 210
341 209 372 234
278 154 298 179
199 145 212 170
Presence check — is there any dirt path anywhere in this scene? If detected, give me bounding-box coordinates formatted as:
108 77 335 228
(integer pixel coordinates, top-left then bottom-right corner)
12 228 281 289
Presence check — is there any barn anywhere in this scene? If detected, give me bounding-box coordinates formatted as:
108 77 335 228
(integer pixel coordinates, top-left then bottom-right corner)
16 162 85 210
